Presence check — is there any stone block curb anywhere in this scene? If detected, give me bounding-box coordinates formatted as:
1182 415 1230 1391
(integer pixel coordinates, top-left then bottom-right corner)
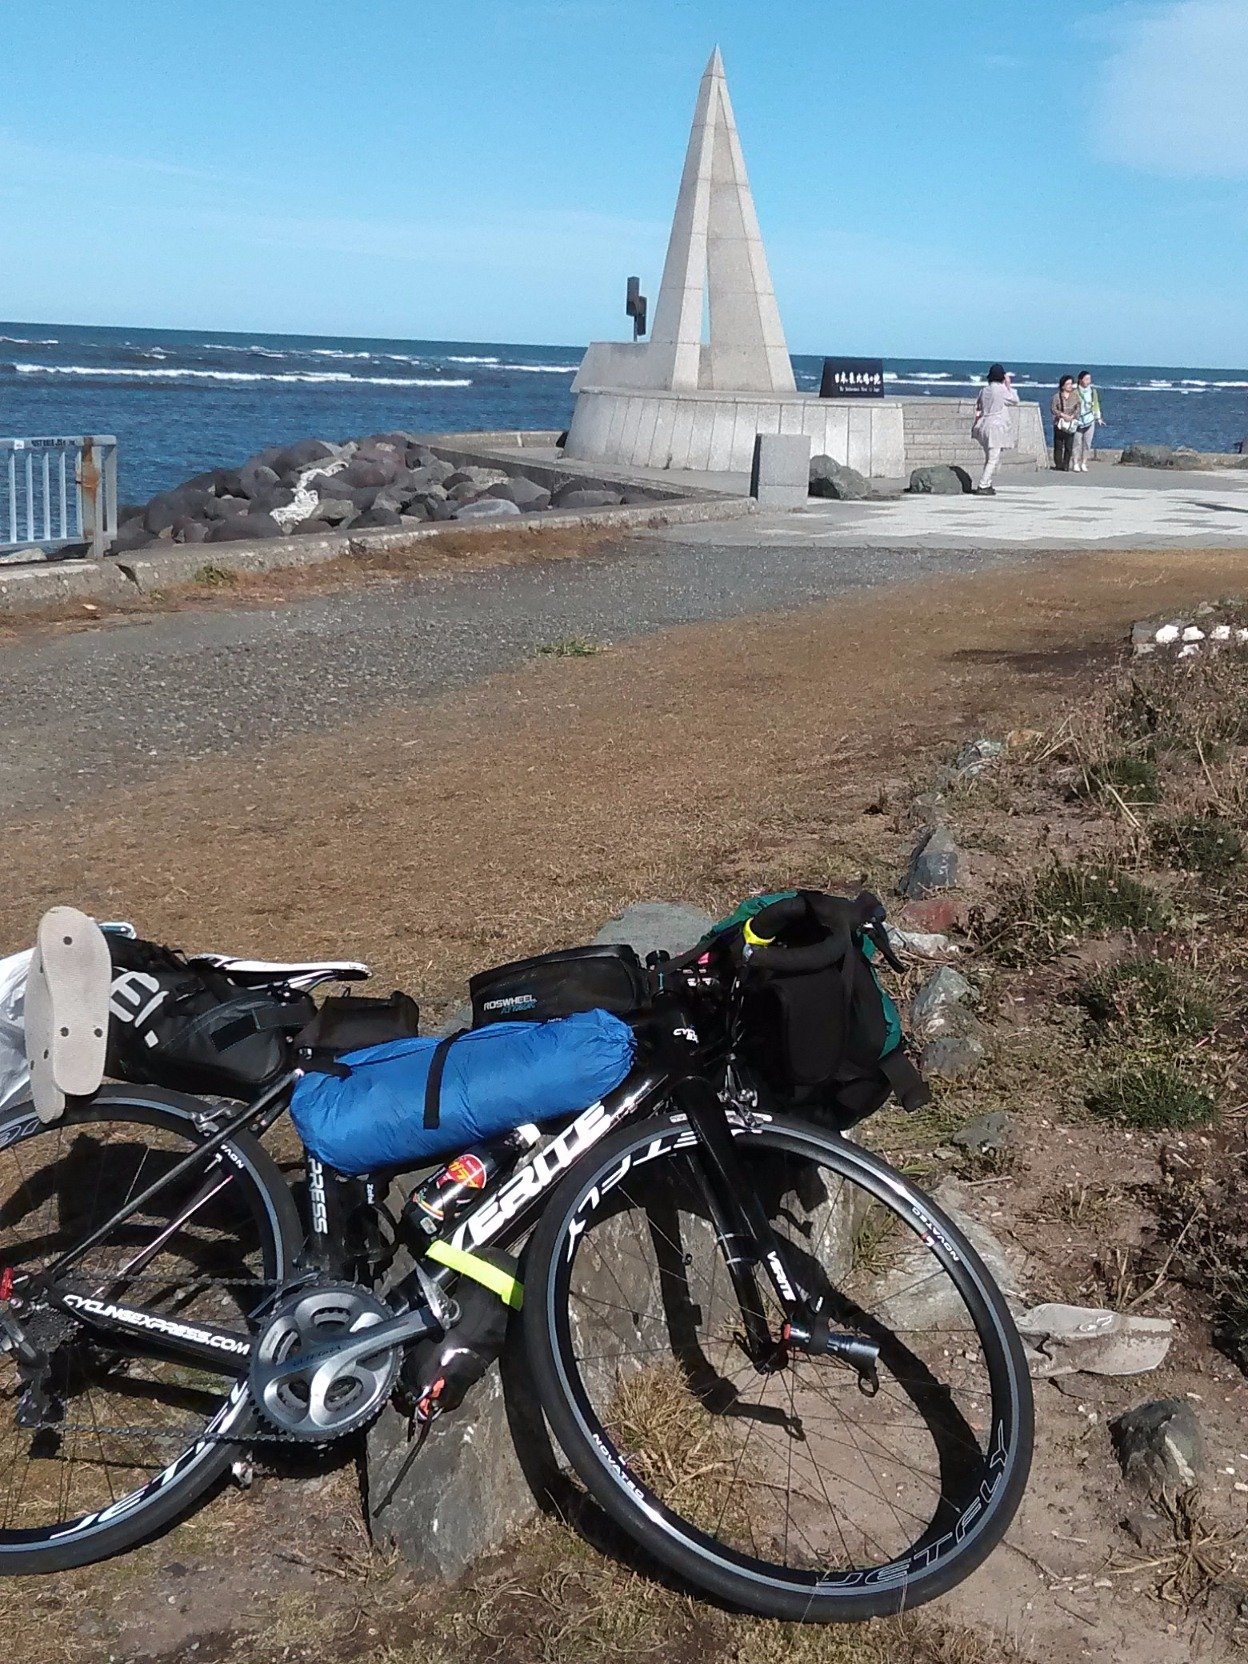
0 495 756 615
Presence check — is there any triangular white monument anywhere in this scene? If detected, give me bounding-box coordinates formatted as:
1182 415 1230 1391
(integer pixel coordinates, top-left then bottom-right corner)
647 47 796 394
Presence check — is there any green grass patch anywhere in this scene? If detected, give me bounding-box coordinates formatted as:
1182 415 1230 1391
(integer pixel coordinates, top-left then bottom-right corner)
1150 813 1244 877
1075 750 1160 804
1077 958 1216 1042
987 861 1171 962
1086 1060 1217 1131
192 562 238 588
536 636 602 658
1109 677 1182 744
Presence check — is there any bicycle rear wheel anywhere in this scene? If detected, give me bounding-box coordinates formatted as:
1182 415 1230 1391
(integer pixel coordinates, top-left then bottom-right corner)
524 1111 1032 1621
0 1087 300 1573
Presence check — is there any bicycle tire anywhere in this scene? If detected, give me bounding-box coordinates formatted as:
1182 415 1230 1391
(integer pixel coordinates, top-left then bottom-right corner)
0 1086 301 1573
524 1110 1033 1621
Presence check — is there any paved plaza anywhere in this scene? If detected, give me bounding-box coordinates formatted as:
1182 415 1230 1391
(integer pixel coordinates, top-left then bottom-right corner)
651 462 1248 551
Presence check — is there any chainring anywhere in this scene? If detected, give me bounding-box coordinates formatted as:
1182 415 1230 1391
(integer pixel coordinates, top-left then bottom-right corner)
248 1281 399 1442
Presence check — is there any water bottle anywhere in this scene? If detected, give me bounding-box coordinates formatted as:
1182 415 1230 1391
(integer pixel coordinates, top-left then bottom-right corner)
403 1124 541 1238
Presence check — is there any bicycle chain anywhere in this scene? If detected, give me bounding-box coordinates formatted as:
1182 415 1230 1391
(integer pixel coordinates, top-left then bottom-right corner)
19 1270 345 1452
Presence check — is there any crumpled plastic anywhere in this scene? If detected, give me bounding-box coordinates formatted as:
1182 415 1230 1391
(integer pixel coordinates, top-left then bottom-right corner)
0 949 32 1117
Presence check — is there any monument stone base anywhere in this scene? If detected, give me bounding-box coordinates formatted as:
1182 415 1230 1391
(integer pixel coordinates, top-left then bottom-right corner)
565 387 906 479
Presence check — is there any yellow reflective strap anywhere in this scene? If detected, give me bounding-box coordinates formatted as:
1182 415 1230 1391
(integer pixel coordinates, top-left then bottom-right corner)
742 918 776 948
425 1239 524 1310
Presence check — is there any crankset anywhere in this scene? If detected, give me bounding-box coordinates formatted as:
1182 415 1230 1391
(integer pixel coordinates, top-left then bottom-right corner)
249 1278 446 1442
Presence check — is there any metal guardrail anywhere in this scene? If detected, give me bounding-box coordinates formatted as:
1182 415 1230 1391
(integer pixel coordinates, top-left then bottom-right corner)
0 435 118 561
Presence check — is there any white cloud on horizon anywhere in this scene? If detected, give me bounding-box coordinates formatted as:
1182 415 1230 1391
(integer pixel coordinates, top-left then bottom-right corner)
1097 0 1248 178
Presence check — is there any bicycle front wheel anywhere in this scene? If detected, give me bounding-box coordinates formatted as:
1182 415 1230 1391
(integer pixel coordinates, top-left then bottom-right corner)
0 1086 301 1573
524 1111 1033 1621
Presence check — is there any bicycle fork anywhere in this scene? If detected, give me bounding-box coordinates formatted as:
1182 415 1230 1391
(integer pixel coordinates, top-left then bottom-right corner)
677 1076 880 1395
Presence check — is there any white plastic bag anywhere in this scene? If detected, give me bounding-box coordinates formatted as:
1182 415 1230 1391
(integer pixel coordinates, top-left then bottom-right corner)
0 949 32 1116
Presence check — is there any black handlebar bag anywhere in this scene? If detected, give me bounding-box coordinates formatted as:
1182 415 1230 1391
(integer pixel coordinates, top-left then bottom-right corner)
468 944 651 1027
718 891 929 1129
105 938 314 1099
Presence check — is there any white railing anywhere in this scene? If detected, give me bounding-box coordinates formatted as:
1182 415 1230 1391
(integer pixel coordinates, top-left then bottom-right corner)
0 435 118 561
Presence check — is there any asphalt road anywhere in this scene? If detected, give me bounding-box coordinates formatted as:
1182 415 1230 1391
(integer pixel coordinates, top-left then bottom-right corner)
1 531 1052 820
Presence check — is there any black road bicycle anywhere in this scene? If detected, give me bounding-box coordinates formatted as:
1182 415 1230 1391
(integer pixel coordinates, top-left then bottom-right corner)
0 900 1033 1621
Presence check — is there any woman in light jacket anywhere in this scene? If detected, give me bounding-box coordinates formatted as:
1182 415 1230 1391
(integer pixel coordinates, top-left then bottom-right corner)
1051 375 1079 471
1073 370 1105 471
972 364 1020 494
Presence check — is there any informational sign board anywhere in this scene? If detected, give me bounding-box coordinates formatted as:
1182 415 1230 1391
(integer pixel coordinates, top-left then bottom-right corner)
819 357 885 399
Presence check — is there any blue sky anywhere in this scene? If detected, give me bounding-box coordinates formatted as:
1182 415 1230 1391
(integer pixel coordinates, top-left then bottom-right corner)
1 0 1245 365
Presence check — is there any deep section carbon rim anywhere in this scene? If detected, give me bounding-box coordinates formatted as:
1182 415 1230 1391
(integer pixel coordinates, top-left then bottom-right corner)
529 1114 1031 1617
0 1091 293 1562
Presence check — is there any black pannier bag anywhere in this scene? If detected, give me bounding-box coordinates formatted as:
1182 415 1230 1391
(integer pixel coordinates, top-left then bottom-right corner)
296 992 421 1077
707 890 930 1131
106 937 315 1099
468 944 651 1028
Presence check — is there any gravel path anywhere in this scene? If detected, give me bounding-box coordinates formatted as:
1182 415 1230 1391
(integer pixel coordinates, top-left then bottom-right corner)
0 532 1052 819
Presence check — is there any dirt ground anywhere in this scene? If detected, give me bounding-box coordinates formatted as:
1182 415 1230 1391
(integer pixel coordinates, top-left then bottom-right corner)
2 544 1248 1663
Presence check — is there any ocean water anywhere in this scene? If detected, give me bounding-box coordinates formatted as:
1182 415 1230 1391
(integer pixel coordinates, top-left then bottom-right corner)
2 322 1246 502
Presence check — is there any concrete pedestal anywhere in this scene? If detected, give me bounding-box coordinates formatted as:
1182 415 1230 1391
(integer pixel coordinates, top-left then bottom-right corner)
566 387 905 479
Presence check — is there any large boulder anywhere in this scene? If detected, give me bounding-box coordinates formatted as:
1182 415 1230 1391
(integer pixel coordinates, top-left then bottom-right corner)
112 522 158 553
344 455 396 490
452 497 522 521
239 462 281 499
202 494 250 522
367 1121 856 1578
592 901 715 961
485 478 552 513
248 485 296 517
273 438 338 476
1119 444 1202 469
206 511 283 542
171 516 210 545
313 497 358 527
809 455 871 500
908 465 972 495
353 504 403 529
143 494 184 535
551 486 623 511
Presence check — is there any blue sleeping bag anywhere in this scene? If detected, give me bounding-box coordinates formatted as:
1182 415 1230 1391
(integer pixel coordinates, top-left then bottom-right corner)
289 1008 635 1176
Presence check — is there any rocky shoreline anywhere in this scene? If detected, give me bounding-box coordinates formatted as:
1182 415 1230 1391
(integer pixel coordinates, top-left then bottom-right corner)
114 432 647 553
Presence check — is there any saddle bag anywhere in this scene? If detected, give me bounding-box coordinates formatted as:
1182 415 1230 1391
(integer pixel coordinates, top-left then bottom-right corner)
289 1008 635 1176
106 937 314 1099
468 944 651 1027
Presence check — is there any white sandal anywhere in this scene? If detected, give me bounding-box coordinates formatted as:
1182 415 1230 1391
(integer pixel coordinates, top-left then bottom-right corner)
24 908 112 1123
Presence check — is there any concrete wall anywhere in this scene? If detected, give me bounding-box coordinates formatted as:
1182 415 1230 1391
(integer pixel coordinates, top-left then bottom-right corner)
900 398 1048 471
566 388 906 478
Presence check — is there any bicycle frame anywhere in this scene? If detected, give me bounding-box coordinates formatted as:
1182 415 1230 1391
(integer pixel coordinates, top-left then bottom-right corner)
13 1050 816 1383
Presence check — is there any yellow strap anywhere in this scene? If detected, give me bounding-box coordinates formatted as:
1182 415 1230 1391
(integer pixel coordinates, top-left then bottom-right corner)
742 918 776 948
425 1239 524 1310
